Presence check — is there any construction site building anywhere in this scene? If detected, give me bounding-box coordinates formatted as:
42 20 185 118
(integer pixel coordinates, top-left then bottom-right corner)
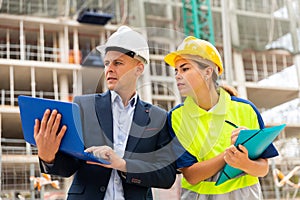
0 0 300 199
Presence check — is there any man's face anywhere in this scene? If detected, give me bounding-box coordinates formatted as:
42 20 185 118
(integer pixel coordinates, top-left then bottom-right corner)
103 51 141 92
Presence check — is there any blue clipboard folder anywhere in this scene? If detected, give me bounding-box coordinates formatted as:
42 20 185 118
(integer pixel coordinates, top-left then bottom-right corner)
18 95 110 165
215 124 286 186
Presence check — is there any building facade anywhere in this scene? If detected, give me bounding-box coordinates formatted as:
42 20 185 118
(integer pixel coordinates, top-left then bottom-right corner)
1 0 300 199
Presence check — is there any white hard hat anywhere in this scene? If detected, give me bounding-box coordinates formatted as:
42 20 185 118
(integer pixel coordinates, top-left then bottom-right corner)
96 26 149 64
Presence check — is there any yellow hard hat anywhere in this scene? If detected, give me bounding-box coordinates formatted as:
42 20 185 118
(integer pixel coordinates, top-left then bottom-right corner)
164 36 223 75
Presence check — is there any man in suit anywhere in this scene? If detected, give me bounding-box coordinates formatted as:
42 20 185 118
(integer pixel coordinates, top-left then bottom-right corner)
34 26 177 200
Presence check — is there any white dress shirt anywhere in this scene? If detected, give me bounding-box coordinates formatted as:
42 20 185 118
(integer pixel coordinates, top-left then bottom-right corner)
104 91 137 200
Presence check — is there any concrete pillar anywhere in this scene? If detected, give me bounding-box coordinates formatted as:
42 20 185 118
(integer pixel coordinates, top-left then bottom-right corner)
30 67 36 97
73 28 80 64
58 26 69 64
166 0 181 106
285 0 300 104
122 0 150 102
6 29 10 59
39 23 45 61
56 0 65 16
9 66 14 106
221 0 233 85
59 31 65 63
64 26 69 63
227 0 248 98
53 33 58 62
19 20 25 60
77 69 83 96
233 52 247 98
64 0 70 17
26 141 35 200
286 0 299 53
294 54 300 96
53 69 59 100
59 74 69 102
72 69 78 98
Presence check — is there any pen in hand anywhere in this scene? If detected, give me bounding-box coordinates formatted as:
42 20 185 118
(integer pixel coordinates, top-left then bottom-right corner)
225 120 239 128
225 120 242 151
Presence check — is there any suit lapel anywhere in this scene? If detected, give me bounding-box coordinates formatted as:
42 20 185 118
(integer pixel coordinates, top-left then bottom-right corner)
125 98 150 154
95 91 114 145
95 92 150 153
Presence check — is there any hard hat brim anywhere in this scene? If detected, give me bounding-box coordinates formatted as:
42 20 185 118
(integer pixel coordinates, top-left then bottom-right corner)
96 44 148 64
164 49 203 67
96 45 105 55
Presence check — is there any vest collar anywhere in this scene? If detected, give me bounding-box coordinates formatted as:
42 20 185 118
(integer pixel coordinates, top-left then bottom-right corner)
184 88 229 117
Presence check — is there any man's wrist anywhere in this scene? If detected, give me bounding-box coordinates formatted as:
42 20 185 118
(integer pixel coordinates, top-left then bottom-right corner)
116 158 127 172
38 154 55 164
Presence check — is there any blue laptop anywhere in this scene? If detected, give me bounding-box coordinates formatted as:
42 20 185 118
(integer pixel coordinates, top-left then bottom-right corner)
18 95 110 165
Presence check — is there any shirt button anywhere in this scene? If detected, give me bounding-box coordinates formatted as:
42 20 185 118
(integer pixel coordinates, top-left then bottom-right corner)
100 186 106 192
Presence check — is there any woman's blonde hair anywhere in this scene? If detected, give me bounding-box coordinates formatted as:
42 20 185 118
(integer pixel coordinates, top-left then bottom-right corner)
220 84 239 97
178 55 238 97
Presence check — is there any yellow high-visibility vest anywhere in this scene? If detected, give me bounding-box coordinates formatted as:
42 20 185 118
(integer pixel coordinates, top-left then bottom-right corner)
170 88 260 194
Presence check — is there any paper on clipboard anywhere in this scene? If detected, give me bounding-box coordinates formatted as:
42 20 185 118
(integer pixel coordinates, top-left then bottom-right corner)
215 124 286 186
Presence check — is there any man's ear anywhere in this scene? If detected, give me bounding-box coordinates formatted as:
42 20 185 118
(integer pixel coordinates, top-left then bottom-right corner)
136 62 144 76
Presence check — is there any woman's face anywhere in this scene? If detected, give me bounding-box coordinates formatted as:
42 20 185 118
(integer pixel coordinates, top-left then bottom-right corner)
174 58 208 97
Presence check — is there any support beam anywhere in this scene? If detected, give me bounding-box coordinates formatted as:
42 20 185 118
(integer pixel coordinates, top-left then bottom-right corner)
9 66 14 106
53 69 59 100
221 0 233 84
6 29 10 59
286 0 299 53
233 53 247 98
40 23 45 61
1 155 38 164
20 20 25 60
73 28 80 64
59 74 69 101
31 67 36 97
72 69 78 97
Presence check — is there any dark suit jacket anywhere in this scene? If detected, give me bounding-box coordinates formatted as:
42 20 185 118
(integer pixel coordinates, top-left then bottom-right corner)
40 91 176 200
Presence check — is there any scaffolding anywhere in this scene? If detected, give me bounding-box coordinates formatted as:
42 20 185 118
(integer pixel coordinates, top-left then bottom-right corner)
182 0 215 44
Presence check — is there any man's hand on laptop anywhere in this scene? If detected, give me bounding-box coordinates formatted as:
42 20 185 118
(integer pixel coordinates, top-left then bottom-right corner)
85 146 127 172
34 109 67 163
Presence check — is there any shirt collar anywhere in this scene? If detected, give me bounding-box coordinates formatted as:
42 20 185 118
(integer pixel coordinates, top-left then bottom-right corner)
110 90 137 107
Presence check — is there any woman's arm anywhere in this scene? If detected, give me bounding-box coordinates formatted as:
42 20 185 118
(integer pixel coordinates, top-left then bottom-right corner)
181 152 226 185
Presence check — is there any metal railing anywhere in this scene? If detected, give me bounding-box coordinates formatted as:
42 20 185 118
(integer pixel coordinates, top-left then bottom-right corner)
0 44 61 62
0 90 58 107
0 90 74 107
1 138 37 155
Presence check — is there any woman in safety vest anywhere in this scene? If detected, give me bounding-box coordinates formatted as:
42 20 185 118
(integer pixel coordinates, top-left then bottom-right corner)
164 36 279 199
